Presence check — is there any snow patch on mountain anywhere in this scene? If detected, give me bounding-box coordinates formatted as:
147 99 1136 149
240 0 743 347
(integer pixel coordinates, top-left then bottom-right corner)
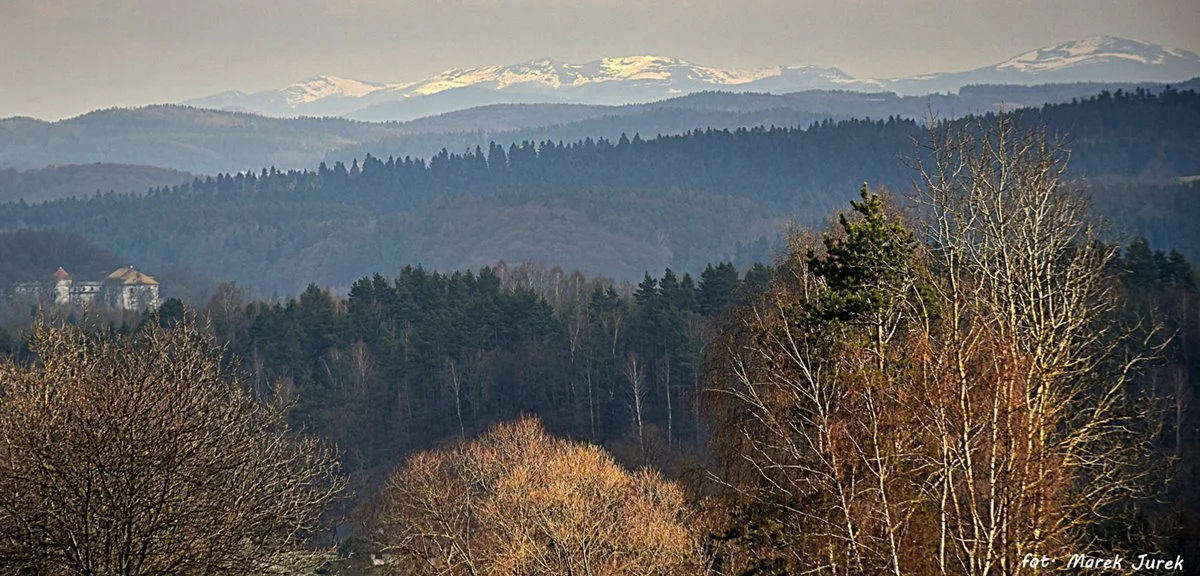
282 75 395 107
996 35 1179 72
183 37 1200 120
397 56 786 95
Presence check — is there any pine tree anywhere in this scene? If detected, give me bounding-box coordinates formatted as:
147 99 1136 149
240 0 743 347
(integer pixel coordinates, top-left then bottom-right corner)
806 184 916 328
699 262 740 317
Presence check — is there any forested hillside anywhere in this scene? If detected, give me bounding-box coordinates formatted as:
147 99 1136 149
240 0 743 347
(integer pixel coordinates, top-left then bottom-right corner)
0 229 122 286
0 163 191 203
4 80 1196 176
1091 179 1200 258
0 229 214 316
2 136 1198 573
331 79 1200 162
1 88 1196 297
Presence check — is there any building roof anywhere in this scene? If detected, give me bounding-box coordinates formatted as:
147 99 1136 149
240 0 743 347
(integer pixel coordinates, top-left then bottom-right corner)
105 266 159 286
53 267 70 280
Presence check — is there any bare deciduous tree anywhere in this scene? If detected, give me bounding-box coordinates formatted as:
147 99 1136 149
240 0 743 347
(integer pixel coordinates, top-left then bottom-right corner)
625 351 648 460
702 118 1162 576
369 417 705 575
912 116 1163 574
0 316 344 575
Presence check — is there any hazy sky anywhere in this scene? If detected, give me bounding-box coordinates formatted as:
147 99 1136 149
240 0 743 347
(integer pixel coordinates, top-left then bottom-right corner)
1 0 1197 119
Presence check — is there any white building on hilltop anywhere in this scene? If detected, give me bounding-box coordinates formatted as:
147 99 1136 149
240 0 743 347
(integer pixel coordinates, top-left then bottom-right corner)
10 266 161 312
101 266 161 311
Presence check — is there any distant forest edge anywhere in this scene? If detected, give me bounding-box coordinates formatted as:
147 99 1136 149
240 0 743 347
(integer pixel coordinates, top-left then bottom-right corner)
347 78 1200 132
0 79 1197 175
327 78 1200 164
0 88 1197 297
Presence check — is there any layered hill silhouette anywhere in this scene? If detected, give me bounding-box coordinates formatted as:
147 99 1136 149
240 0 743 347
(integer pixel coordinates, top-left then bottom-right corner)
1 88 1196 296
3 79 1197 176
184 36 1200 121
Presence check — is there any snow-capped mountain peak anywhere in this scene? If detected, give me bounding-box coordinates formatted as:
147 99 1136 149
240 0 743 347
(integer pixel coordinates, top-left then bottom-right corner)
387 55 787 96
281 75 392 107
183 37 1200 120
996 35 1196 72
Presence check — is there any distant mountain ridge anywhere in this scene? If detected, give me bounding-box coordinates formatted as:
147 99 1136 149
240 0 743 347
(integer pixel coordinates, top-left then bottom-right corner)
184 36 1200 121
4 78 1198 176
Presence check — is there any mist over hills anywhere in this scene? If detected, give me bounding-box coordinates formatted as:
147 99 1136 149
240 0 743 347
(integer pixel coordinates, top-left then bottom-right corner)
325 80 1200 166
3 78 1197 177
0 107 408 175
184 36 1200 121
2 89 1196 297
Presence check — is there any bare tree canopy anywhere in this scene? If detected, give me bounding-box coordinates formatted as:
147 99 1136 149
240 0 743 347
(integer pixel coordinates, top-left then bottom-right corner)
0 316 344 575
369 416 705 575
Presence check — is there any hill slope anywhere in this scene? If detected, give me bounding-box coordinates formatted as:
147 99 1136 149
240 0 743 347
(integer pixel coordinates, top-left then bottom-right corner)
0 164 192 204
6 79 1198 176
0 106 408 174
1 89 1196 296
329 80 1200 164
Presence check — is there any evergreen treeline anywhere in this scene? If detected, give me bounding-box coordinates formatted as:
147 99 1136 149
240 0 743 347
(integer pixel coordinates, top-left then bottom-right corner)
329 80 1200 163
55 88 1200 211
199 261 771 472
